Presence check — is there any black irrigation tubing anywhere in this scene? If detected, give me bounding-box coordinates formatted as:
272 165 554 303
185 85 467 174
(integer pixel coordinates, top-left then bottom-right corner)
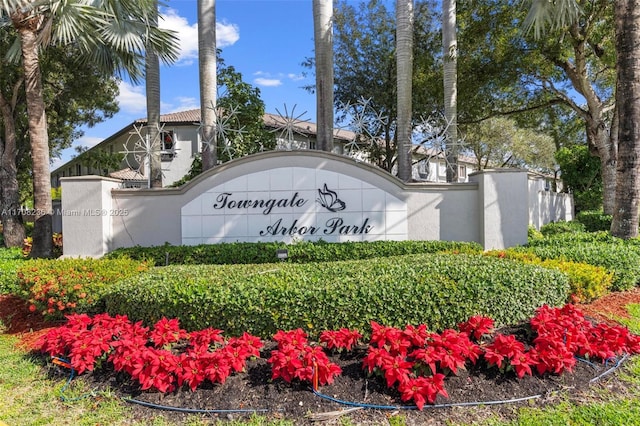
52 353 632 415
121 397 272 414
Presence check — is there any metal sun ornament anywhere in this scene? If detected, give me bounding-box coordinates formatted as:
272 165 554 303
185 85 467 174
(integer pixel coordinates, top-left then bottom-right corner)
121 123 174 184
270 104 311 150
336 97 388 156
414 112 467 173
197 101 247 160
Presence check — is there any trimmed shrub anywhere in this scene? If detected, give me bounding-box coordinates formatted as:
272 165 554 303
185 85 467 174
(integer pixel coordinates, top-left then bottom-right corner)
539 221 585 237
575 210 613 232
0 248 25 294
102 253 569 339
485 250 613 303
105 240 483 266
16 257 149 319
540 258 613 303
528 226 544 242
517 238 640 291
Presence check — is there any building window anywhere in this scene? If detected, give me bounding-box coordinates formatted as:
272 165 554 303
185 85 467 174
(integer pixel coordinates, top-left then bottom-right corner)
160 130 175 161
418 160 430 180
75 164 82 176
459 165 467 180
161 130 174 151
438 161 447 177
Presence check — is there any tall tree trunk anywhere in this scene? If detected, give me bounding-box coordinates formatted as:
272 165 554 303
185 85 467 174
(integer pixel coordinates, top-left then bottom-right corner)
0 90 26 247
17 22 53 258
589 121 617 215
313 0 334 152
611 0 640 238
396 0 413 182
147 1 162 188
199 0 217 171
443 0 458 182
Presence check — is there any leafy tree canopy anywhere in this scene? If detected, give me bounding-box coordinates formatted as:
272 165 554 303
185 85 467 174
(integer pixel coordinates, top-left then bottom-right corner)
0 33 119 205
171 54 274 186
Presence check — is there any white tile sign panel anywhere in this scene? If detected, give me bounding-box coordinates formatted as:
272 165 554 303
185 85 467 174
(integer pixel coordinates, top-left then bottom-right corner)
181 167 408 244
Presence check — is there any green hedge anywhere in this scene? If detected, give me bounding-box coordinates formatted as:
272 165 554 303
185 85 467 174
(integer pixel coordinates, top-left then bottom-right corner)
485 250 613 303
105 240 483 266
521 236 640 291
102 253 569 339
539 220 586 237
0 248 24 294
575 210 613 232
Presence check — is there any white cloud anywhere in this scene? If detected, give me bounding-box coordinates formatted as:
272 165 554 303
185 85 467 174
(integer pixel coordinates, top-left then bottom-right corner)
217 20 240 48
76 136 103 150
50 156 65 171
116 81 147 114
288 73 305 81
168 97 200 113
160 8 239 65
254 78 283 87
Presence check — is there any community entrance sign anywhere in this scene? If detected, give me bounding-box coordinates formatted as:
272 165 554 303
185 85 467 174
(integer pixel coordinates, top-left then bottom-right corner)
59 151 555 257
180 165 408 245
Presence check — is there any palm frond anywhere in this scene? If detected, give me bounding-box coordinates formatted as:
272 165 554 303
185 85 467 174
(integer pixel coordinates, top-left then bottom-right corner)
0 0 29 16
522 0 582 39
5 34 22 62
146 27 179 63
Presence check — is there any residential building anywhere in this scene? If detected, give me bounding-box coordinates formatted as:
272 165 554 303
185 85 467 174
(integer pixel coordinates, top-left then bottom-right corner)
50 109 477 189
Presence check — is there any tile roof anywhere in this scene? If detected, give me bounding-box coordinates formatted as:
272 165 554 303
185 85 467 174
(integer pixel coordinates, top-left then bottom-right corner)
109 168 145 181
135 109 353 141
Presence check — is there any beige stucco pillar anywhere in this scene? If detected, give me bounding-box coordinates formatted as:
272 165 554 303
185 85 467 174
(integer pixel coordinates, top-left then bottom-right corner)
470 169 529 250
60 176 122 257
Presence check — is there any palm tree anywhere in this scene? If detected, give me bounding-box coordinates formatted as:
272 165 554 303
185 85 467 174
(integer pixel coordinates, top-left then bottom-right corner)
610 0 640 238
443 0 458 183
1 0 178 257
199 0 217 171
396 0 413 182
313 0 334 152
525 0 640 239
147 0 162 188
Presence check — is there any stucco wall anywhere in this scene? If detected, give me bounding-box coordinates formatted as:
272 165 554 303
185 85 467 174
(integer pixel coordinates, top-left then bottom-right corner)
528 176 574 229
61 151 560 257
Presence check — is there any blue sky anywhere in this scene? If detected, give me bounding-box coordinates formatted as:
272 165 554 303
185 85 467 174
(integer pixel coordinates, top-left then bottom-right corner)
53 0 321 169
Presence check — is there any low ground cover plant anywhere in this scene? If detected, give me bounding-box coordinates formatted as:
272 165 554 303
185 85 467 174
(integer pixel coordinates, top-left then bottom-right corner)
102 253 569 338
35 304 640 411
17 257 149 319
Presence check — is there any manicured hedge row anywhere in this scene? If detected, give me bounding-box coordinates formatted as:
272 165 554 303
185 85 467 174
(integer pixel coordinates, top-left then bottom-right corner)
575 211 613 232
485 250 613 302
105 240 483 266
539 220 585 237
519 235 640 291
102 253 569 339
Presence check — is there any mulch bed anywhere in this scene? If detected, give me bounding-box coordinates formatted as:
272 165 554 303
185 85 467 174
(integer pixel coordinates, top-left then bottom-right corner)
2 293 638 425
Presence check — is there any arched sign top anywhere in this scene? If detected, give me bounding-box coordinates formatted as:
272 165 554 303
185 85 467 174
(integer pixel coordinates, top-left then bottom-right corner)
180 150 410 196
180 151 408 245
